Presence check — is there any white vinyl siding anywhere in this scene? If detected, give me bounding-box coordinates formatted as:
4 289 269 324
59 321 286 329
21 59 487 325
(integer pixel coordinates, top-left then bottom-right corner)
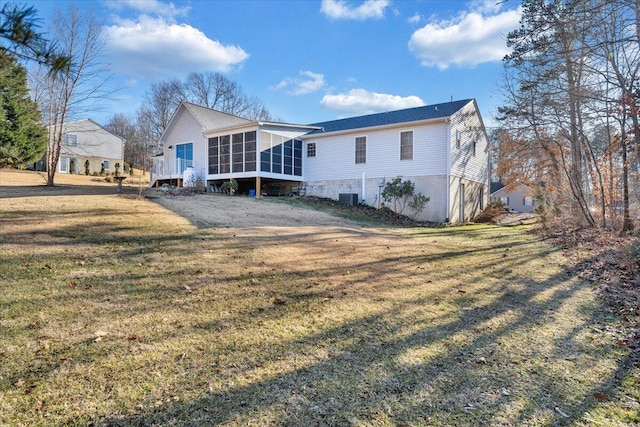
163 107 208 178
449 101 488 183
304 122 449 182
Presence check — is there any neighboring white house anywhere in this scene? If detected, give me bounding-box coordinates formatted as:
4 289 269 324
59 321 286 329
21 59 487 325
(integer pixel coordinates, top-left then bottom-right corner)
152 99 490 223
491 182 538 213
56 119 124 175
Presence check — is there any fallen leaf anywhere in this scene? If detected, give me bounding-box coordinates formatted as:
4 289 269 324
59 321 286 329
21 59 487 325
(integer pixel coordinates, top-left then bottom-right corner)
273 297 286 305
594 392 610 401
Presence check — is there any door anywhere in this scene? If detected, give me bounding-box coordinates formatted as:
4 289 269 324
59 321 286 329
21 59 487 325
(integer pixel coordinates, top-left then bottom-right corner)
175 143 193 175
459 183 465 223
59 156 69 173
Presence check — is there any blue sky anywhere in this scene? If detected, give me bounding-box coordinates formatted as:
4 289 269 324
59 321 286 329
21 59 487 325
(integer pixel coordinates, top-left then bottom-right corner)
26 0 522 128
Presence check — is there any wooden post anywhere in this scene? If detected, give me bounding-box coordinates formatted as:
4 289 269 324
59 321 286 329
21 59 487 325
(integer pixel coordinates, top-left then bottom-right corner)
255 176 261 198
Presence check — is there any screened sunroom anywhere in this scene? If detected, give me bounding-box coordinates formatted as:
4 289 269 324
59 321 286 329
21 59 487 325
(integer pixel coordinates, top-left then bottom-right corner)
204 123 318 196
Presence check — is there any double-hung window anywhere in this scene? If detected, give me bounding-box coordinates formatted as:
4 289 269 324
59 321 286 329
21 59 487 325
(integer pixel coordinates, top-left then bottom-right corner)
63 134 77 146
355 136 366 164
307 142 316 157
400 131 413 160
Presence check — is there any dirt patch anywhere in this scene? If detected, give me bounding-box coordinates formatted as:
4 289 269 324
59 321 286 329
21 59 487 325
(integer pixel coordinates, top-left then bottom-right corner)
145 189 362 228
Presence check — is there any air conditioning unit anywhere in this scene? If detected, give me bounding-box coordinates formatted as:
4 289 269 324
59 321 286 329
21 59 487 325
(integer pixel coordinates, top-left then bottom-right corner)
338 193 359 206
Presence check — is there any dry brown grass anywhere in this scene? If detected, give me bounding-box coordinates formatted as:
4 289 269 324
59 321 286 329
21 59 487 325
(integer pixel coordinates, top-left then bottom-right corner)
0 169 638 426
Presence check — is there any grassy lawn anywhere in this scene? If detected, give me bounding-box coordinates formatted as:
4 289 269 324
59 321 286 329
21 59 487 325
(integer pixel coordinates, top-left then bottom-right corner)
1 173 638 426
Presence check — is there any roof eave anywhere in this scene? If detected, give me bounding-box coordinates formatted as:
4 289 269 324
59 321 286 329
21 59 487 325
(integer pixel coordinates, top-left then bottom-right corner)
203 121 322 137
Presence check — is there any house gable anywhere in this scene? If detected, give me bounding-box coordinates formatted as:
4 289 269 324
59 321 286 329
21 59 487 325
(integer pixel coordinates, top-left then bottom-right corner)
57 119 124 174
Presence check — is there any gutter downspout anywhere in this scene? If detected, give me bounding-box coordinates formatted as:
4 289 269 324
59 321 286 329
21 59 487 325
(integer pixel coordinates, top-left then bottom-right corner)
362 172 366 204
445 119 452 223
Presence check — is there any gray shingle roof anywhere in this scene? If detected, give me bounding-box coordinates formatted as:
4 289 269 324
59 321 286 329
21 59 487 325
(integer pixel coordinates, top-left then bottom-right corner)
308 99 473 135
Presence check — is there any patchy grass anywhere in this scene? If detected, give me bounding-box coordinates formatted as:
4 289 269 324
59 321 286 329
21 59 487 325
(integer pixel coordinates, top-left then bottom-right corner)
0 170 638 426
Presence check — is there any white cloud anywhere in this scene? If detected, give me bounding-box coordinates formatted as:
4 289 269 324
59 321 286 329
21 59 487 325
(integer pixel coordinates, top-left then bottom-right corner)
320 89 424 115
105 16 249 79
104 0 190 19
408 12 421 25
275 71 326 95
320 0 390 20
408 6 521 69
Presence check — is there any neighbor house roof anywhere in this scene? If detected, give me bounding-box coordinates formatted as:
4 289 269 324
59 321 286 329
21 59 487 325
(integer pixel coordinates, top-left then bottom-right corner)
490 182 505 194
307 99 474 135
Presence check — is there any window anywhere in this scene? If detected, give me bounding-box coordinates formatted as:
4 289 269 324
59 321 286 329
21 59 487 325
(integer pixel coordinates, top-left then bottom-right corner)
355 136 366 164
472 140 477 157
499 196 509 205
220 135 230 173
208 137 219 174
63 134 77 146
232 133 244 173
307 142 316 157
455 130 461 149
272 143 282 174
283 140 293 175
102 160 110 170
524 196 534 206
294 140 302 176
244 131 257 172
400 131 413 160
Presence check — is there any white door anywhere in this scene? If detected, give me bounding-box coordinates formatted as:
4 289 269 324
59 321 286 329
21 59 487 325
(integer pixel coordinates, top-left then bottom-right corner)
59 156 69 173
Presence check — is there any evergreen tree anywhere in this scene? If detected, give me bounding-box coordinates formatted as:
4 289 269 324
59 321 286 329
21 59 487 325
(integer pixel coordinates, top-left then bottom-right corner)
0 49 46 167
0 3 69 73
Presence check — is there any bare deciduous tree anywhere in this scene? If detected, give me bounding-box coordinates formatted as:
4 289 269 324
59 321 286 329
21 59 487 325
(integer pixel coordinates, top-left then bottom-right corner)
31 5 111 186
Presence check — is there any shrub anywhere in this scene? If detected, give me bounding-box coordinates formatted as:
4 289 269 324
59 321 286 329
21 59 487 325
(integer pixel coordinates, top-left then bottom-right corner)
382 177 429 218
84 159 90 176
114 162 120 177
221 180 238 195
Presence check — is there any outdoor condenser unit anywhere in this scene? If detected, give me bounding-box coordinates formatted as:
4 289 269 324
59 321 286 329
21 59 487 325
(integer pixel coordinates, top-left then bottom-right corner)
338 193 359 207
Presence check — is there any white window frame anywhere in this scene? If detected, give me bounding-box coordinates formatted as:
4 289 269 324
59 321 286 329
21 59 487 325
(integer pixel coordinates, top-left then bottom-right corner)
355 136 366 164
400 130 413 160
307 142 316 158
63 134 77 146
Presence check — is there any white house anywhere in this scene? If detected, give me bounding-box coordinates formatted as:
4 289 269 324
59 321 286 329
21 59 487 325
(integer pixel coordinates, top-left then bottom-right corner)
302 99 489 223
56 119 124 175
152 102 319 195
491 182 538 213
152 99 489 223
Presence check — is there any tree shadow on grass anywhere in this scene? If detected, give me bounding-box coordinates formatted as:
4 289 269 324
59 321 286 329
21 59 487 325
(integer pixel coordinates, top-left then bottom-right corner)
91 254 633 426
2 194 635 426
